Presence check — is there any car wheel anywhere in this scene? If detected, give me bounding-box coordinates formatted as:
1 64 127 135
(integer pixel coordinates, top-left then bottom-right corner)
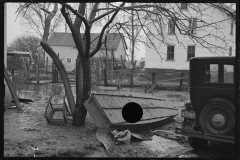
198 98 235 135
188 137 208 150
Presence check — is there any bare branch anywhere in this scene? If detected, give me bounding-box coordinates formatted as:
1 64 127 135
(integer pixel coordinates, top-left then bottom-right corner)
42 3 58 42
61 6 85 57
40 8 50 14
84 3 100 57
73 3 86 33
89 2 126 58
89 7 117 23
61 3 90 29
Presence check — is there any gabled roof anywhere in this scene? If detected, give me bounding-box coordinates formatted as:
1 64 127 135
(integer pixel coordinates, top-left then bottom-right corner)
144 3 236 20
48 32 128 50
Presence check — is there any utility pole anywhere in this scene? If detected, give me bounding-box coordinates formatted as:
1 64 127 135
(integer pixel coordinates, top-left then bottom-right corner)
104 3 110 87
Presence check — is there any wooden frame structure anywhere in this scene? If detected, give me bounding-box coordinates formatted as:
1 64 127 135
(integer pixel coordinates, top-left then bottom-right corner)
44 93 68 125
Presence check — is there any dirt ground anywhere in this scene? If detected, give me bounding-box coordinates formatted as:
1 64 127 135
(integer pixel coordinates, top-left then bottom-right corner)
4 87 236 158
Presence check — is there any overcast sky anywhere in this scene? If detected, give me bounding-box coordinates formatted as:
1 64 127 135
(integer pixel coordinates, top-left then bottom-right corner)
6 3 145 60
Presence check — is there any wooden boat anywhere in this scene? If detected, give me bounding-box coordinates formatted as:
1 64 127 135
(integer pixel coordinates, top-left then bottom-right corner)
84 91 180 132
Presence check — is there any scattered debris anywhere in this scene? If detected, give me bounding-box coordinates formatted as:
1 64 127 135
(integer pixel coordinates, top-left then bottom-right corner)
12 98 33 104
31 145 39 157
96 128 115 150
131 132 153 141
111 129 131 145
141 135 187 157
23 128 41 131
159 147 193 158
178 153 199 158
149 129 183 140
6 104 24 110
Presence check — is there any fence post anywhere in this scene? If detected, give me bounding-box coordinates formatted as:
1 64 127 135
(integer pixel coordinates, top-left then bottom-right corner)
46 57 48 73
35 56 39 85
111 51 114 83
37 62 39 85
104 57 108 86
187 71 190 93
120 55 124 88
152 72 156 85
179 72 183 91
52 61 55 83
55 53 61 83
96 59 99 85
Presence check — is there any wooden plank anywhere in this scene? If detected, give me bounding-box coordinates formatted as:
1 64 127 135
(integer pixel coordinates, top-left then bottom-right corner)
93 94 179 110
84 99 111 128
4 65 22 111
93 92 163 100
84 100 105 128
131 132 153 140
96 128 115 150
103 107 178 124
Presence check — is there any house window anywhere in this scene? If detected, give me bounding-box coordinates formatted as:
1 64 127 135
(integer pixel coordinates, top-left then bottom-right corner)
181 3 188 10
66 58 72 63
167 46 174 60
189 18 197 34
230 19 234 35
229 47 232 56
187 46 195 60
168 19 175 35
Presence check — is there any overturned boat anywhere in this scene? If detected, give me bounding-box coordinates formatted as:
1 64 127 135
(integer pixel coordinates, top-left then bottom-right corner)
84 91 180 131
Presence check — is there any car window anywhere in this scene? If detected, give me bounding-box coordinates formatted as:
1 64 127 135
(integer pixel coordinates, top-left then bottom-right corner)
224 65 234 83
209 64 218 83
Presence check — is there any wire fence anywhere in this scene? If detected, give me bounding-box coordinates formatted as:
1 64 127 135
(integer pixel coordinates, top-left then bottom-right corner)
7 57 189 94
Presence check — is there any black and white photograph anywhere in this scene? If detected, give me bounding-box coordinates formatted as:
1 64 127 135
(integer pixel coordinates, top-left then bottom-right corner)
3 2 238 158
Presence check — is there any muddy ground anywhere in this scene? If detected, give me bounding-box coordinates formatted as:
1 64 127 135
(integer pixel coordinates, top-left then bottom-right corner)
4 86 236 158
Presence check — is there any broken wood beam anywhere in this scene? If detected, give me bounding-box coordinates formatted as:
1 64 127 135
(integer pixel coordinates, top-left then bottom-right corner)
4 65 22 111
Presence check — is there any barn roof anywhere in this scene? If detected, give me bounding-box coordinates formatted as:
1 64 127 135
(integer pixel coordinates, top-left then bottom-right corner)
48 32 128 50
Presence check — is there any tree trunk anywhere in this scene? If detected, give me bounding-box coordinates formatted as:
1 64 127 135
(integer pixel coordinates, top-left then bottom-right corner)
72 55 83 126
73 57 91 126
41 41 75 114
81 58 91 126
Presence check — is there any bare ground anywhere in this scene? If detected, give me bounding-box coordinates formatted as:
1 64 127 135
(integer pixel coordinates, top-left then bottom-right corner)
4 87 236 158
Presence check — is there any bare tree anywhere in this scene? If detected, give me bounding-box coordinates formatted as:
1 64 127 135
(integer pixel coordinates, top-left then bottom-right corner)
7 34 41 55
16 3 64 37
7 35 41 74
16 2 235 127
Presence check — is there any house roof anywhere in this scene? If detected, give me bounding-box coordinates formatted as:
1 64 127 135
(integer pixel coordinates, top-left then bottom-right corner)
144 3 236 19
7 51 31 57
216 3 235 13
48 32 128 50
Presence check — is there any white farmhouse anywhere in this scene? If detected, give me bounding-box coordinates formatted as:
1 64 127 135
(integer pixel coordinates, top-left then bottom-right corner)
144 3 236 81
46 32 128 72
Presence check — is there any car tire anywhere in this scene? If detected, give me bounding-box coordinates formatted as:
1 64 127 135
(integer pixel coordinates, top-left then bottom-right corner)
198 98 235 135
188 137 208 150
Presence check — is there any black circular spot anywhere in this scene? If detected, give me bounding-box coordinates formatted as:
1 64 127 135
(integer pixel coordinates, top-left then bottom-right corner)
122 102 143 123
